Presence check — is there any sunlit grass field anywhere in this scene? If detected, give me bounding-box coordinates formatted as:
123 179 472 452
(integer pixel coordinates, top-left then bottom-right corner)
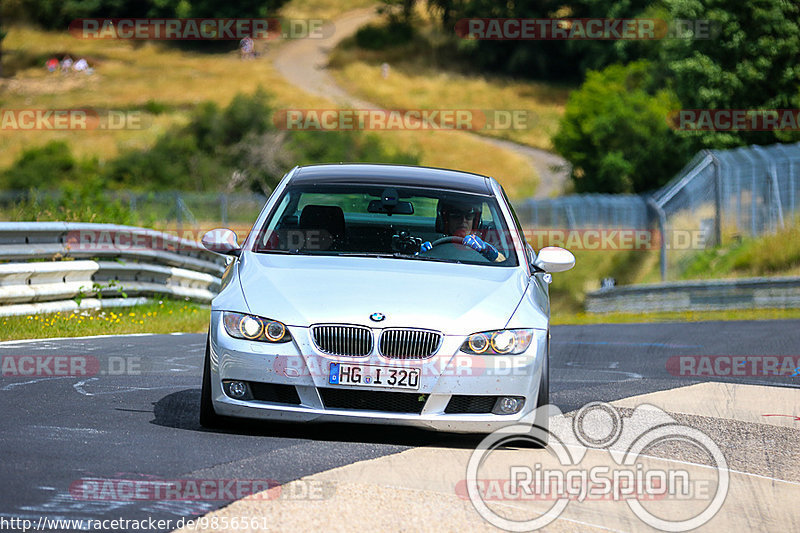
280 0 377 20
1 0 538 198
330 52 569 152
326 2 570 153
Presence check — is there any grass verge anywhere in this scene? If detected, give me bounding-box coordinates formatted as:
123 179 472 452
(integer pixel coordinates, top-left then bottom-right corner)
0 299 209 342
677 222 800 279
549 248 660 315
2 294 796 342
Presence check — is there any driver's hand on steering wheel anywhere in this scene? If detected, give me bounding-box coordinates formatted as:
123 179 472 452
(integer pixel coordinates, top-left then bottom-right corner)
462 234 500 261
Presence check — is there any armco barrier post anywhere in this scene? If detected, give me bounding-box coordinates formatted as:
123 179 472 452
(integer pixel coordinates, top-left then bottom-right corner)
711 152 722 247
647 197 668 282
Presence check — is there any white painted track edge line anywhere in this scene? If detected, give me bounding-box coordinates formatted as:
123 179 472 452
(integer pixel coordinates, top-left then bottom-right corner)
0 332 197 346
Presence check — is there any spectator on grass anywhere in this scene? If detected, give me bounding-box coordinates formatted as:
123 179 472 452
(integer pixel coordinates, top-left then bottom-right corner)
240 36 255 60
46 58 59 73
73 58 89 74
60 56 73 74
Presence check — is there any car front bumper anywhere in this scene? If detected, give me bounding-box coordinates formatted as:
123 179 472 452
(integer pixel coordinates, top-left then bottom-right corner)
207 311 547 434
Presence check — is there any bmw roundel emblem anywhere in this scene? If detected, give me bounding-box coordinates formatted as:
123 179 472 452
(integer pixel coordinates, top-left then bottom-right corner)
370 312 386 322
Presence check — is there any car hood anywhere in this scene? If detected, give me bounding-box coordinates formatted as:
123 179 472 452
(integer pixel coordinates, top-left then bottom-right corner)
236 252 532 336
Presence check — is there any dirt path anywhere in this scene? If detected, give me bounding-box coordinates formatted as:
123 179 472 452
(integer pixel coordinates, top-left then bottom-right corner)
273 8 569 198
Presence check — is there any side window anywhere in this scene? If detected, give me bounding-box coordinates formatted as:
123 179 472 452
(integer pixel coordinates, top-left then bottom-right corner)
499 186 532 270
260 193 293 247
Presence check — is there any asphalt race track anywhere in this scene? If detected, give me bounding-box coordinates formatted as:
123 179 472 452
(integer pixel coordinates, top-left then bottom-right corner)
1 320 799 531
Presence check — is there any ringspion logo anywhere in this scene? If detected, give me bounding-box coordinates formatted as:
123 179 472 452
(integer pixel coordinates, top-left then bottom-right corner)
465 402 728 531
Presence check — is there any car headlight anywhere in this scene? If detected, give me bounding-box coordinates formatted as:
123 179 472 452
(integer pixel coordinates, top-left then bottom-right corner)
222 312 291 343
461 329 534 355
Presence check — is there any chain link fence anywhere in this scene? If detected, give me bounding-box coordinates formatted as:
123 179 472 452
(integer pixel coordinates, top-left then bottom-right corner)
515 142 800 280
0 189 268 230
649 142 800 279
515 194 648 229
3 141 799 280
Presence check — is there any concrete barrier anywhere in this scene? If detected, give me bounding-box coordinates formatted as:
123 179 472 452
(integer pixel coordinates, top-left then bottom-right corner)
0 222 227 316
586 276 800 313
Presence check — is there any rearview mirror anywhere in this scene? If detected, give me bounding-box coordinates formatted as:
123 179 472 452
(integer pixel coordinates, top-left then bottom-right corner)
533 246 575 273
202 228 241 256
367 199 414 215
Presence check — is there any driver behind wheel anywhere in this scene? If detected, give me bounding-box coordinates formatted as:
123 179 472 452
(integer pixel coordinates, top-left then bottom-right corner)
419 199 506 262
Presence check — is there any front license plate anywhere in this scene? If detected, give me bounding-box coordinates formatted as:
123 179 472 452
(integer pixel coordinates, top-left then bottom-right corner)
329 363 420 390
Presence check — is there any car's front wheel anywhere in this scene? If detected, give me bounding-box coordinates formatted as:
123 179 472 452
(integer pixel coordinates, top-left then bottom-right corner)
533 349 550 445
199 339 226 428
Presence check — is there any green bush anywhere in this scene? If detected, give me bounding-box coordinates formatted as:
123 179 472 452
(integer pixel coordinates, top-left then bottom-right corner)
2 90 421 207
1 141 98 190
552 61 692 193
355 21 414 50
10 182 139 224
287 130 419 167
105 89 278 192
106 89 419 193
143 100 168 115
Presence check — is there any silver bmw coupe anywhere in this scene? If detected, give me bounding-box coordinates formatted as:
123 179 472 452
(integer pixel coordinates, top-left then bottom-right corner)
200 164 574 434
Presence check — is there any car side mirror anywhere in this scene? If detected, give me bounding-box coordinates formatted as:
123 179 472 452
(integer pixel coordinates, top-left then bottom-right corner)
202 228 241 257
533 246 575 273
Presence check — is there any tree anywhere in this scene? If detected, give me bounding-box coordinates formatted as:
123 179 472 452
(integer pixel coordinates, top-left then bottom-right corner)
657 0 800 149
553 61 692 193
379 0 418 24
16 0 290 30
432 0 654 81
0 28 5 78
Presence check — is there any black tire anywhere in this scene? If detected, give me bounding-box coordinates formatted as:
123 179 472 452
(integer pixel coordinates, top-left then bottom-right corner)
199 339 226 428
531 334 550 447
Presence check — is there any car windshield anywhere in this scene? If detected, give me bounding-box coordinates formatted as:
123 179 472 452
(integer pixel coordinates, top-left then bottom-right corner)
253 184 519 266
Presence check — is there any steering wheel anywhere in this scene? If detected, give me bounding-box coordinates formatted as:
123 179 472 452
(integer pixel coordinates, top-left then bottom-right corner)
427 236 485 258
430 236 463 247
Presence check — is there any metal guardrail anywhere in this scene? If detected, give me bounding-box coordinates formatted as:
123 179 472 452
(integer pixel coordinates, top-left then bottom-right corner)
585 276 800 313
0 222 227 317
